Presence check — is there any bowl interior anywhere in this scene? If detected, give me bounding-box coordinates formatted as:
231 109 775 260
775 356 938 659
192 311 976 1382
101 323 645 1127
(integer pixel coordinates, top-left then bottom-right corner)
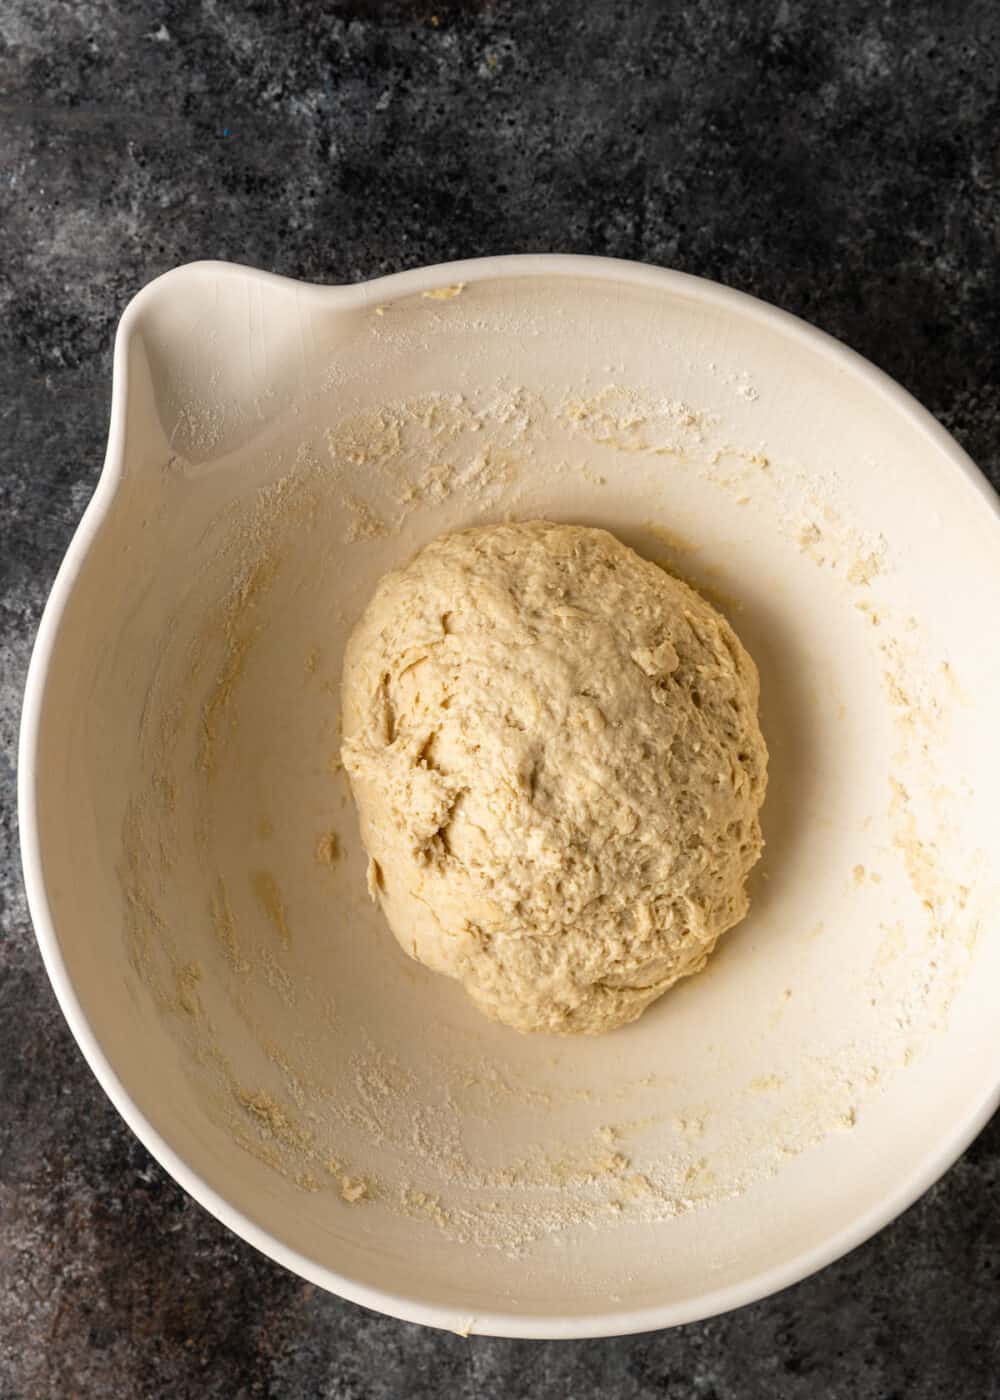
29 263 1000 1334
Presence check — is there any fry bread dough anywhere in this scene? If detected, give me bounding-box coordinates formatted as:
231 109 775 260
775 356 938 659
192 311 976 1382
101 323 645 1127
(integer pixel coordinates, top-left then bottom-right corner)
342 522 767 1034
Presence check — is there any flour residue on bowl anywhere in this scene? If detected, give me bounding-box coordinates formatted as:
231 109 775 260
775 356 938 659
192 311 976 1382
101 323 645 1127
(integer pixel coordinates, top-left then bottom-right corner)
117 363 987 1261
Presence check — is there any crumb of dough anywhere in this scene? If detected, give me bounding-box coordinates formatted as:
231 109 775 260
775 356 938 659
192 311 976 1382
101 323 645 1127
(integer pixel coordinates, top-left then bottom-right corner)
422 283 465 300
339 1175 369 1203
315 831 341 865
345 497 389 542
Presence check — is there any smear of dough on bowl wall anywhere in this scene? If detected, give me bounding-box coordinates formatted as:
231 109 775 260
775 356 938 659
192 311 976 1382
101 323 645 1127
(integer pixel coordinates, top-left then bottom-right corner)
29 265 999 1333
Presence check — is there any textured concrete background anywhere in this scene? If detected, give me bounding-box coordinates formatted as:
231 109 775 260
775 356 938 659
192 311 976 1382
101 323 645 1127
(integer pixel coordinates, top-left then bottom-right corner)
2 2 999 1396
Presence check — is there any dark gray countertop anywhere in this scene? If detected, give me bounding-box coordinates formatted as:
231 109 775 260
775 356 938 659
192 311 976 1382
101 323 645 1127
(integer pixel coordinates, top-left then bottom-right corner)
2 2 998 1396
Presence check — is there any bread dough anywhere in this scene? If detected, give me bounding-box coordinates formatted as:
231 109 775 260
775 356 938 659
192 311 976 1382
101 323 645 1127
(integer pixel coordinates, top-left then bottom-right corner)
341 522 768 1034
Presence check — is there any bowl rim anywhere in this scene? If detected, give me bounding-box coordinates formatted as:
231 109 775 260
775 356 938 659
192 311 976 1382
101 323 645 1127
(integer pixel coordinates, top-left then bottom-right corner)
17 253 1000 1339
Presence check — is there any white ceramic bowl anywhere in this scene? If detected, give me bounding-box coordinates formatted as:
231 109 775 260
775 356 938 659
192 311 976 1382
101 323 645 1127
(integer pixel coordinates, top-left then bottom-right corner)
19 256 1000 1338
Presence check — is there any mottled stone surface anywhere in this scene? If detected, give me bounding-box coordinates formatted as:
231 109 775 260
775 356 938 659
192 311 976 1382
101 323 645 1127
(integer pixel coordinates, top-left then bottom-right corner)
2 1 999 1395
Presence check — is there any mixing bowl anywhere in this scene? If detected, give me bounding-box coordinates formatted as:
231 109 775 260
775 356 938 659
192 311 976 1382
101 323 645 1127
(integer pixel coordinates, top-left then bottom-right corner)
19 256 1000 1337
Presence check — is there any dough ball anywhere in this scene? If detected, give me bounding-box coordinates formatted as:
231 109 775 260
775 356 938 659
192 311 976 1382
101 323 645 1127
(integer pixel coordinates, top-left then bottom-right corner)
341 522 767 1034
